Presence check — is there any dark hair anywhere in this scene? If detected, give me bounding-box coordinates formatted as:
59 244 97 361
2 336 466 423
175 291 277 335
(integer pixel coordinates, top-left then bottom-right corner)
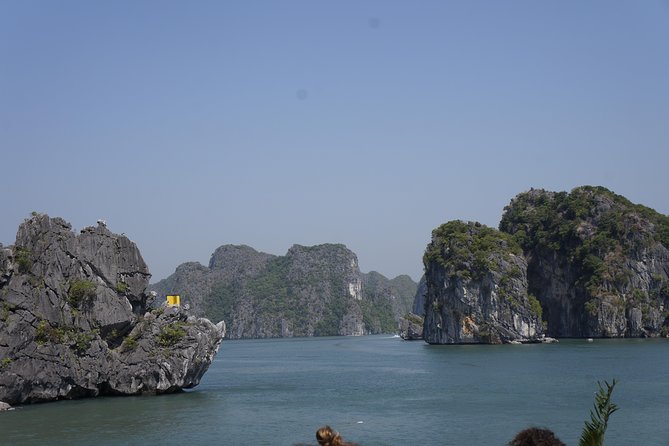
508 427 566 446
316 426 358 446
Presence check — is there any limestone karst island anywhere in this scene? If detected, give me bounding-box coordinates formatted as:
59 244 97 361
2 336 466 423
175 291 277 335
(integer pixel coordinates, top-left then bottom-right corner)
1 185 668 410
417 186 669 343
0 215 224 407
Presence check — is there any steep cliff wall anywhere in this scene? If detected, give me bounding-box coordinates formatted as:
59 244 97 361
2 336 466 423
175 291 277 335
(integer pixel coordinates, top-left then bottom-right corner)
412 275 427 316
500 186 669 338
0 215 224 405
152 244 416 339
422 221 544 344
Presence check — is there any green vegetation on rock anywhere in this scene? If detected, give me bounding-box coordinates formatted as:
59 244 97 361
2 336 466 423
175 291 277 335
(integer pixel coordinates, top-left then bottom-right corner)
67 279 97 308
1 213 224 405
500 186 669 298
34 319 97 353
15 247 32 274
422 219 544 344
35 320 64 345
499 186 669 337
403 312 424 326
1 302 16 322
249 257 293 317
528 293 543 319
205 256 297 328
359 297 396 334
0 357 13 370
313 297 349 337
158 322 187 347
183 243 414 339
424 220 522 280
122 333 139 350
205 282 237 326
70 330 97 353
115 281 129 294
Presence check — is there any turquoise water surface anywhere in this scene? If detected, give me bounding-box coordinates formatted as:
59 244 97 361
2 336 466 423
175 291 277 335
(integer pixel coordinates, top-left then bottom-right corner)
1 336 667 445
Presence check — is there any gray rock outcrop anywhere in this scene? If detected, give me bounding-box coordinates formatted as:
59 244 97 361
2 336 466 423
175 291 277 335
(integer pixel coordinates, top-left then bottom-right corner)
0 214 224 405
399 313 424 340
422 221 544 344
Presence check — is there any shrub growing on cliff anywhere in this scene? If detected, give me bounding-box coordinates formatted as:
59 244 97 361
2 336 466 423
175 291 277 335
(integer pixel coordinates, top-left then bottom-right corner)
1 303 17 322
403 312 424 326
70 330 97 354
34 320 97 353
0 357 12 370
67 279 97 308
35 320 65 345
122 333 139 350
528 294 543 319
115 281 129 294
15 248 32 274
158 322 187 347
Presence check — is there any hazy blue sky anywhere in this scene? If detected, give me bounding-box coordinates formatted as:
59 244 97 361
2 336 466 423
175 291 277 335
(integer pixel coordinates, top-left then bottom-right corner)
2 1 668 282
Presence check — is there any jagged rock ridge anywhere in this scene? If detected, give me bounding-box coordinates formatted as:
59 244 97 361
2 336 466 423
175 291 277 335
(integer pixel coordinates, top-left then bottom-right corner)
0 214 224 405
151 244 417 339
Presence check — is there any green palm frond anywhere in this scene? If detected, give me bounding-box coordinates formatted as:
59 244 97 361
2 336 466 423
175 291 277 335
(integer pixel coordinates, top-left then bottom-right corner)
579 379 619 446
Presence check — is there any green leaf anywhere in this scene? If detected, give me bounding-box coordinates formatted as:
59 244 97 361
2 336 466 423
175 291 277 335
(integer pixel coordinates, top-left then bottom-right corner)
579 379 618 446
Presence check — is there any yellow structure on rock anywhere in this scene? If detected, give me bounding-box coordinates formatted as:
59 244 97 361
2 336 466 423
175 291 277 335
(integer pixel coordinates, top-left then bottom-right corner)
166 295 181 306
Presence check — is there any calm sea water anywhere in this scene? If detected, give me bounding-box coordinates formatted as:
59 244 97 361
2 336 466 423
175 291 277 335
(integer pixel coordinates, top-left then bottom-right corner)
1 336 667 445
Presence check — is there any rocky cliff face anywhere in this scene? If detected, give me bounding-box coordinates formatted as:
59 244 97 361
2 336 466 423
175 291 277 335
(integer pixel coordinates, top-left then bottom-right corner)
412 275 427 316
422 221 544 344
500 186 669 338
0 214 224 405
152 244 417 339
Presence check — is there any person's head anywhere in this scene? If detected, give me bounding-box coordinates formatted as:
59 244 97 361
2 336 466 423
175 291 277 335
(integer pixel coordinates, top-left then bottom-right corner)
316 426 342 446
507 427 566 446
